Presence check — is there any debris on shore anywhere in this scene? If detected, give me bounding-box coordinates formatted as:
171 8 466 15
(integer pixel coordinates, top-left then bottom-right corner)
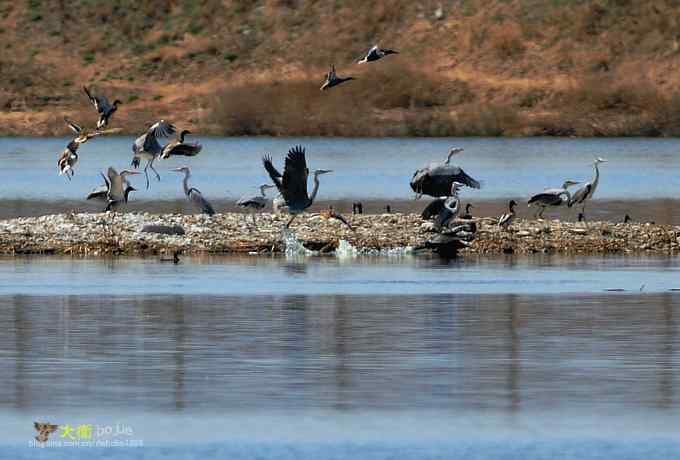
0 212 677 257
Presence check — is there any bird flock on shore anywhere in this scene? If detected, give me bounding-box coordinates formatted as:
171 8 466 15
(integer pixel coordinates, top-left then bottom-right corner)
57 43 607 242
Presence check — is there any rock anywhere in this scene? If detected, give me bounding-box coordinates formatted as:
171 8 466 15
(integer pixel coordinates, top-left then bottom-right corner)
141 224 186 235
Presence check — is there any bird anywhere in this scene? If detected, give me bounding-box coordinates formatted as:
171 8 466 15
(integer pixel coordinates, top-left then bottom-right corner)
320 64 354 90
568 157 608 221
461 203 474 219
410 147 481 198
58 117 120 179
172 166 215 216
528 180 579 219
160 250 181 264
432 182 462 231
498 200 517 229
623 214 631 223
159 129 202 159
237 183 276 224
319 206 354 231
263 145 333 228
131 120 177 189
83 86 122 129
87 167 140 211
357 45 399 64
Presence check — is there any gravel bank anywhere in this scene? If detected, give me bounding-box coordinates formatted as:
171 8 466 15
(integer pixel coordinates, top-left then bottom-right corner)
0 212 677 257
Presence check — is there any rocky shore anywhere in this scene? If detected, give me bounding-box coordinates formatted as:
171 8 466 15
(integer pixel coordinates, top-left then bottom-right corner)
0 212 678 257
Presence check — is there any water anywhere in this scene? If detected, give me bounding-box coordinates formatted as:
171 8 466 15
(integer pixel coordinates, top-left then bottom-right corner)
3 136 680 201
1 256 680 458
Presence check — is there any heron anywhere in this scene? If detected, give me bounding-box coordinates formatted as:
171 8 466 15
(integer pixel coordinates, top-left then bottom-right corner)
263 145 333 228
528 180 579 219
410 147 481 198
568 157 607 221
160 129 202 159
83 86 122 129
132 120 176 189
498 200 517 229
236 183 276 225
431 182 462 231
58 117 119 179
172 166 215 216
358 45 399 64
87 167 140 211
321 64 354 90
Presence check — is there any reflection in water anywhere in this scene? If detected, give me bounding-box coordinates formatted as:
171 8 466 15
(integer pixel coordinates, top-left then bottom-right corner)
0 293 679 415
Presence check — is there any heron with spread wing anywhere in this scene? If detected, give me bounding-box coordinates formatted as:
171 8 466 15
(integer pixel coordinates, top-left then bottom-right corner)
263 145 332 228
131 120 176 189
87 167 139 211
410 147 481 199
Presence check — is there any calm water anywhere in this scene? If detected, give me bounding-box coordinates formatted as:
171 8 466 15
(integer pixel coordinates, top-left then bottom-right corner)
1 256 680 458
2 136 680 201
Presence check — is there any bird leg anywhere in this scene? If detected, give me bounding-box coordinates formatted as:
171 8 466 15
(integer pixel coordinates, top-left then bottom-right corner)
538 207 545 219
581 203 587 221
285 214 298 229
149 159 161 182
143 162 151 190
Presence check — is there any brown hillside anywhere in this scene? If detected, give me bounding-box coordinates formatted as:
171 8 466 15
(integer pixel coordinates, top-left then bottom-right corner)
2 0 680 136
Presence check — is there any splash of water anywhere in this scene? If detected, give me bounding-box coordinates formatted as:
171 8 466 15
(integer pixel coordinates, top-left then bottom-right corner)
282 230 317 257
334 239 357 259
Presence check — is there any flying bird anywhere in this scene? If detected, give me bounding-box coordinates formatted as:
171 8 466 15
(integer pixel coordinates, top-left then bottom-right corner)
58 117 119 179
131 120 176 189
358 45 399 64
83 86 122 129
263 145 332 228
410 147 480 198
321 64 354 90
160 129 202 159
172 166 215 216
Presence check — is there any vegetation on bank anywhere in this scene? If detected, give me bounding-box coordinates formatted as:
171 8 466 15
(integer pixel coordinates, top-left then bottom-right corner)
1 1 680 136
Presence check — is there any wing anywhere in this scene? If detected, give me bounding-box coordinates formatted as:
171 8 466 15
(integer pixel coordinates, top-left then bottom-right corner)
282 145 309 204
528 192 562 206
430 164 481 189
189 188 215 215
87 185 108 201
163 142 202 158
420 198 445 220
64 116 82 134
262 154 283 191
143 120 176 154
83 86 101 112
569 184 591 206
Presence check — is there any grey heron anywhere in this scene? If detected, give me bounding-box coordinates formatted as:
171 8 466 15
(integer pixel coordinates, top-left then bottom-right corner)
358 45 399 64
237 184 276 224
432 182 462 231
87 167 140 211
172 166 215 216
263 145 333 228
160 129 202 159
528 180 579 219
568 157 607 221
83 86 122 129
498 200 517 229
321 64 354 90
131 120 176 189
410 147 481 198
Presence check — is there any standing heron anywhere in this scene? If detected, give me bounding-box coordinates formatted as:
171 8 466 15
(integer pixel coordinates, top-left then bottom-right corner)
320 64 354 91
431 182 462 231
357 45 399 64
172 166 215 216
237 184 276 224
568 157 607 221
263 145 333 228
160 129 202 159
498 200 517 229
83 86 122 129
528 180 579 219
410 147 481 198
131 120 176 189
